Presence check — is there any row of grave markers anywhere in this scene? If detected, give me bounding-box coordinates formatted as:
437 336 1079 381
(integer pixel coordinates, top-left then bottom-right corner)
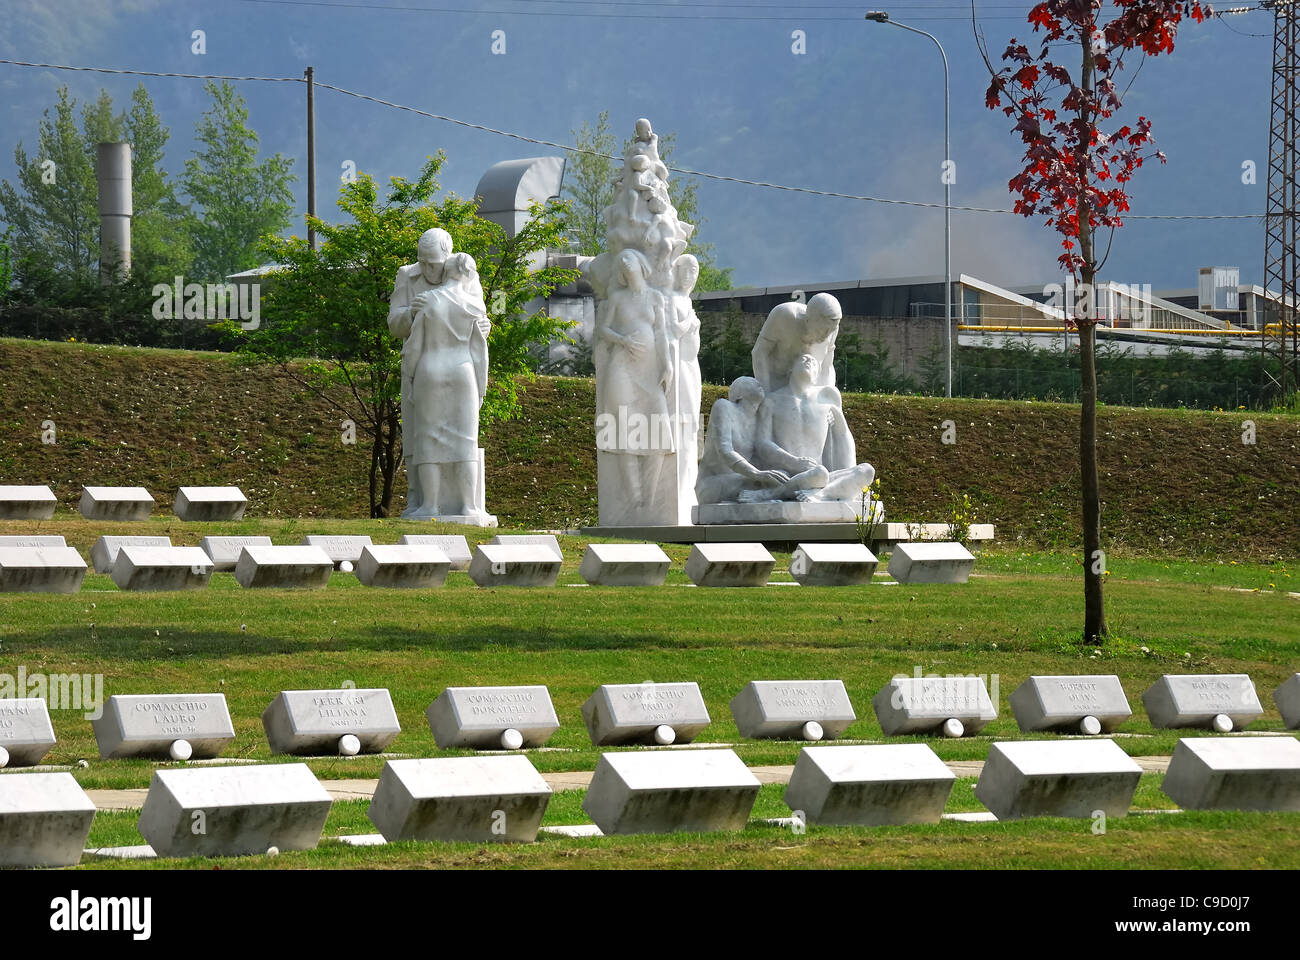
4 673 1297 772
0 533 976 592
0 485 249 522
5 733 1300 867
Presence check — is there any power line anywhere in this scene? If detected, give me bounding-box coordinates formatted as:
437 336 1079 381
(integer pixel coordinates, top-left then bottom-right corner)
0 56 1263 221
0 57 303 84
229 0 1036 20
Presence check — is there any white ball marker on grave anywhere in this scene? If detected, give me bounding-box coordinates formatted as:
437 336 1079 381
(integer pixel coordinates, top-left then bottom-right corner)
886 541 975 584
1161 736 1300 812
500 728 524 751
1212 714 1234 733
973 739 1143 821
367 756 552 843
139 763 333 858
339 735 361 756
355 544 450 589
90 535 172 574
0 485 57 520
467 544 561 588
399 534 473 571
583 749 761 836
730 680 857 741
427 685 560 750
1275 674 1300 730
169 740 192 761
173 485 248 521
263 688 402 756
872 676 997 737
1080 716 1103 736
489 534 564 560
92 693 236 760
941 718 965 738
0 698 57 766
79 485 155 522
578 543 671 586
803 721 824 742
653 724 676 745
1140 674 1264 731
233 545 333 589
301 535 374 570
1009 675 1134 734
784 743 957 827
581 682 711 746
683 543 775 588
789 543 878 587
0 772 97 868
0 747 7 768
0 546 88 594
111 546 214 592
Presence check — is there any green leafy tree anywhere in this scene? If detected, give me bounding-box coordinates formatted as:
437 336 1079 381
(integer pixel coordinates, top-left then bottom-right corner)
229 154 577 517
181 81 295 281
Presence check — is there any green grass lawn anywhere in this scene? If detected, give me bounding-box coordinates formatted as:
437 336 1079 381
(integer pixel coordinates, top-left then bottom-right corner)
2 520 1298 868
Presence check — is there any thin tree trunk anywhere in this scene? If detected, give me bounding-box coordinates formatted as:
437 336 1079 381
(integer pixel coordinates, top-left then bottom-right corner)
1078 28 1109 644
368 428 383 518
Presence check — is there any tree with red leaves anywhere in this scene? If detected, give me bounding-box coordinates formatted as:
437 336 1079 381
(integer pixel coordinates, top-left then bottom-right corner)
975 1 1209 644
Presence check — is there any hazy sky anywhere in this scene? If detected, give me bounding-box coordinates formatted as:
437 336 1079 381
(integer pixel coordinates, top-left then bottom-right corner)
0 0 1274 290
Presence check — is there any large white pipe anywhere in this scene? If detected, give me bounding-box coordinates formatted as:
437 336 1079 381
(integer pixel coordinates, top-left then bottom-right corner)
97 142 132 284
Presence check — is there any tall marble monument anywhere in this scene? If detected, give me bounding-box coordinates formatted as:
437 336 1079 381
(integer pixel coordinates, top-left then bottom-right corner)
389 228 497 526
584 119 702 526
694 293 883 525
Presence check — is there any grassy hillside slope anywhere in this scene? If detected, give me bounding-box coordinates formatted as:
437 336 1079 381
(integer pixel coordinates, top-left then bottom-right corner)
2 337 1297 558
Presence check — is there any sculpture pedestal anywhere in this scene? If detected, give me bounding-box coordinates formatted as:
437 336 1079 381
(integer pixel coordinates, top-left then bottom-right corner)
692 500 883 526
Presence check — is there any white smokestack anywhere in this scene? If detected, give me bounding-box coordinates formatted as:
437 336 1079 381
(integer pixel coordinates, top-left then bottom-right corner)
97 142 132 284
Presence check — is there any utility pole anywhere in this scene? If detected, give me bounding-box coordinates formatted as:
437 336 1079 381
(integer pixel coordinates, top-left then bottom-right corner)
1263 1 1299 399
306 66 317 251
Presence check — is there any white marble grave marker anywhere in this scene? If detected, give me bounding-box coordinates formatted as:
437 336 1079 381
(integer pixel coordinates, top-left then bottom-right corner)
367 756 551 843
0 485 57 520
886 541 975 584
0 698 58 766
92 693 235 759
1009 675 1133 734
173 486 248 521
578 543 671 586
111 546 213 591
90 535 171 574
583 749 760 835
0 546 87 593
974 739 1143 820
427 685 560 749
684 543 774 587
1161 736 1300 812
872 676 996 736
467 544 561 587
1141 674 1263 730
399 534 472 570
233 545 333 589
790 543 878 586
355 544 450 589
262 689 401 756
581 682 710 746
730 680 856 740
0 772 96 867
139 763 332 858
198 535 273 572
79 486 154 521
783 743 956 826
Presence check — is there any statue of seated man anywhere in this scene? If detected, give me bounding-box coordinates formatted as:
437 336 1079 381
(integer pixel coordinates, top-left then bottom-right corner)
744 353 875 503
695 376 792 505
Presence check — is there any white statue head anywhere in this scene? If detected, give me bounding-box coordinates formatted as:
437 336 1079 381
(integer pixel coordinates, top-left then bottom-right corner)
804 293 842 343
417 227 454 284
672 255 700 293
444 251 476 280
729 375 764 412
790 353 820 388
634 118 653 141
616 248 653 289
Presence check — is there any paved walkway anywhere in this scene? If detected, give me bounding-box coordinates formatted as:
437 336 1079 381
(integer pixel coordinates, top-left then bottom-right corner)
82 756 1175 811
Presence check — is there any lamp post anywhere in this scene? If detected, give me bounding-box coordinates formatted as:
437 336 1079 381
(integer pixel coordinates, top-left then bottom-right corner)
866 11 952 398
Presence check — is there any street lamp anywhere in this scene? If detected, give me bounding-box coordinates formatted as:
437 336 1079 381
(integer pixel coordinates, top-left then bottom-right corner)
866 11 952 398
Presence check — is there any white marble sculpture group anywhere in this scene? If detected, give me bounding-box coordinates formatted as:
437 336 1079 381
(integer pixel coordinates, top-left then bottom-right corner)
390 119 877 528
